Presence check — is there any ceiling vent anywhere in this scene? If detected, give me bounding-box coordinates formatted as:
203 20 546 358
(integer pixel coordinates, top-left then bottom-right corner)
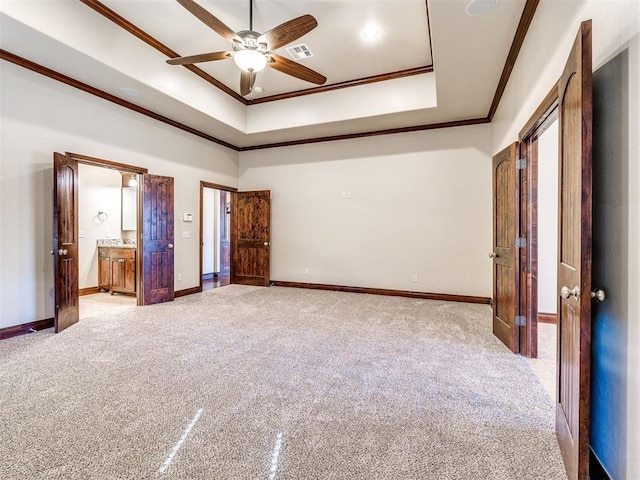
286 44 314 61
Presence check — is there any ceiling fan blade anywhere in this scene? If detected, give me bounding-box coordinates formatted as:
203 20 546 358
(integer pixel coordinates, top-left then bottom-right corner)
259 15 318 50
177 0 241 43
166 51 231 65
240 70 257 96
268 54 326 85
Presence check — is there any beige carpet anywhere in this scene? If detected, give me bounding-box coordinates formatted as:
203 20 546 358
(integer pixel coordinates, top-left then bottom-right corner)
0 286 567 479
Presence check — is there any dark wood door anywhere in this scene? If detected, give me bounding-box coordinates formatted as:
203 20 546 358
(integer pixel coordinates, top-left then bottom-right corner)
491 143 520 352
220 190 231 273
141 174 174 304
231 190 270 287
556 20 592 480
53 152 79 333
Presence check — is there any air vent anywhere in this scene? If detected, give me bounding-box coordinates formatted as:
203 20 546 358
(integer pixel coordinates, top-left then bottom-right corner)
286 44 314 61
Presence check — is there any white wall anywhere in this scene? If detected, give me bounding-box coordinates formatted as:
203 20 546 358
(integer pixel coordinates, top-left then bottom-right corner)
625 30 640 480
77 164 122 289
202 187 215 276
239 124 493 297
537 119 558 314
0 61 239 329
491 1 640 477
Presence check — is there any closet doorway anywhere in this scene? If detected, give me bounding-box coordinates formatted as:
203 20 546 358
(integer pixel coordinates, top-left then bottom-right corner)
200 182 236 291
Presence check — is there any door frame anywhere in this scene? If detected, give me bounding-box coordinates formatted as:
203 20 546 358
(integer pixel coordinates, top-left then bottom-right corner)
66 152 148 306
517 84 559 358
198 181 237 292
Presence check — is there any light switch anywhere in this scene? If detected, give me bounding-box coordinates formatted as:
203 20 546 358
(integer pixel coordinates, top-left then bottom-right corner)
79 231 85 238
184 213 193 222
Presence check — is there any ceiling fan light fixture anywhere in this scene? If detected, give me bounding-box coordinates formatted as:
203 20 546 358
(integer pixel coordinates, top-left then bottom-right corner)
465 0 499 16
233 49 267 72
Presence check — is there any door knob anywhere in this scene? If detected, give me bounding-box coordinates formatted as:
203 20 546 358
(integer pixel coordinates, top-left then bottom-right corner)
488 252 498 258
58 249 68 256
264 242 270 246
168 243 174 249
560 285 580 299
591 289 606 302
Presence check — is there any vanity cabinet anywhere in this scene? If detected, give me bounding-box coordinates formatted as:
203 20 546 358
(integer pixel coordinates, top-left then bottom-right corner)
98 247 136 295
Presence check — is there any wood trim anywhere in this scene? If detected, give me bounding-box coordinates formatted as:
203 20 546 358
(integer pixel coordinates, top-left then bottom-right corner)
200 181 238 192
66 152 148 174
519 81 559 139
538 312 557 324
2 50 490 151
487 0 540 120
79 287 100 296
240 117 490 151
78 0 246 104
175 286 202 298
0 318 54 340
0 49 239 152
271 281 491 305
247 66 434 105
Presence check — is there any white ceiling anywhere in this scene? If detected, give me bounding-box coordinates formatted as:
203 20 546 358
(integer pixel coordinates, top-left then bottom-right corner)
0 0 528 149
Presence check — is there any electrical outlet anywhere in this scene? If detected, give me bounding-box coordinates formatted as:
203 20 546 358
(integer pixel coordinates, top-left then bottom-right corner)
182 231 190 238
342 191 347 199
79 231 85 238
346 192 352 199
412 274 418 283
177 273 182 281
304 268 309 275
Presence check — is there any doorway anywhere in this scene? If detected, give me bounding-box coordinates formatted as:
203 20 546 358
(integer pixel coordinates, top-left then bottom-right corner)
527 114 559 400
76 162 140 317
200 182 236 291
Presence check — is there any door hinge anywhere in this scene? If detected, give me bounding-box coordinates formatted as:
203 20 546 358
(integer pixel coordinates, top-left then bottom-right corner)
516 237 527 248
516 158 527 170
515 315 526 327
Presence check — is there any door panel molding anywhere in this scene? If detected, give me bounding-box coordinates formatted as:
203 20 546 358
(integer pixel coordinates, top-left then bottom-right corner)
491 143 520 352
53 152 80 333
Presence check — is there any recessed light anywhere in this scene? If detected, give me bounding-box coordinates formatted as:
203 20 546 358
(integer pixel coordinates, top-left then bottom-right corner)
465 0 498 16
119 87 140 98
254 86 263 94
361 24 381 42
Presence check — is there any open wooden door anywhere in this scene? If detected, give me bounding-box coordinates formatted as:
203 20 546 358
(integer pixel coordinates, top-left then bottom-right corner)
53 152 79 333
491 143 520 352
141 174 175 305
231 190 270 286
555 20 592 480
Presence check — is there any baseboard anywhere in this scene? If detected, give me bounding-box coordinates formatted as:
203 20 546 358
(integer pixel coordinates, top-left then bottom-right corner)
538 312 557 324
79 286 100 296
0 318 54 340
590 447 611 480
271 281 491 305
175 286 202 298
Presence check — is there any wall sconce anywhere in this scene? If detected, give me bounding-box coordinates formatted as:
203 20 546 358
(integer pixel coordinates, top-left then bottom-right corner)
128 174 138 187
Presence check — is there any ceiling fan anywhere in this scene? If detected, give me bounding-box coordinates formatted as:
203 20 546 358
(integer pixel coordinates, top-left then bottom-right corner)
167 0 327 96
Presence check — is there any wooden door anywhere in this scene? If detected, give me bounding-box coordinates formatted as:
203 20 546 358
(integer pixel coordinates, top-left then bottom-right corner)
491 143 520 352
53 152 79 333
220 191 231 273
555 20 592 480
231 190 270 286
141 174 174 304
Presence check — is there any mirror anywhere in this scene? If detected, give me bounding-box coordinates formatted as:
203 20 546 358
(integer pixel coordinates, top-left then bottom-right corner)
122 186 137 231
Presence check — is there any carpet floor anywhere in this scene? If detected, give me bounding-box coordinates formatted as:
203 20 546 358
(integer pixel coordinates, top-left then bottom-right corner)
0 285 567 479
